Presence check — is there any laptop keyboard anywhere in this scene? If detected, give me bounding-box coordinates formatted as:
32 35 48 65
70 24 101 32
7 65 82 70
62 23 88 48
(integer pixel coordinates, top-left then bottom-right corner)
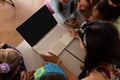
33 24 73 55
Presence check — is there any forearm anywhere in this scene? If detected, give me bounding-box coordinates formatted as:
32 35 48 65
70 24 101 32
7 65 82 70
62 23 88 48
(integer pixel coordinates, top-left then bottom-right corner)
57 60 78 80
50 0 67 23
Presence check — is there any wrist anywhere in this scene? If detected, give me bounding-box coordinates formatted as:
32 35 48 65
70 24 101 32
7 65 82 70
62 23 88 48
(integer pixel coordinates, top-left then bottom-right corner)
56 60 62 66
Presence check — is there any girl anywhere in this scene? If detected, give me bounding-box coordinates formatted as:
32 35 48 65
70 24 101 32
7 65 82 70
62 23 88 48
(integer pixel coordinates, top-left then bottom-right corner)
44 0 79 28
0 42 27 80
40 20 120 80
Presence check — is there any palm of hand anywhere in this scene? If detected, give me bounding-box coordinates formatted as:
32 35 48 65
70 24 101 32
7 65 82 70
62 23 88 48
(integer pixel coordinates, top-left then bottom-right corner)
40 52 60 64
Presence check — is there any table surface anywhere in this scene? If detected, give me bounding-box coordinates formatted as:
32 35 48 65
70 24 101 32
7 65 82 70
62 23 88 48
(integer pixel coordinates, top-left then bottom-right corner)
17 38 86 76
16 5 86 77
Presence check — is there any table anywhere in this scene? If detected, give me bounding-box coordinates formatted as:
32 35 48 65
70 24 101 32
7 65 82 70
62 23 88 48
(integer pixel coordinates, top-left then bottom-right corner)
17 38 86 76
16 6 86 77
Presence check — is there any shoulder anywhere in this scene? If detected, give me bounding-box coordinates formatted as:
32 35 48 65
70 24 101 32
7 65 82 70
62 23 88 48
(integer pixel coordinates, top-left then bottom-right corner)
49 0 59 8
49 0 59 4
114 16 120 27
81 71 106 80
114 16 120 36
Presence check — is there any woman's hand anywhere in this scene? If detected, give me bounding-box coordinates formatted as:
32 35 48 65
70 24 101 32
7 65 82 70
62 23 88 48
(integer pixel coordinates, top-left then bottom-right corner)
41 52 78 80
40 52 60 64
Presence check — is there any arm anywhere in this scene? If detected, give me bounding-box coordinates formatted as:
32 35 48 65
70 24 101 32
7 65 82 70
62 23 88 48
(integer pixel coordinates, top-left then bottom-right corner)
40 52 78 80
58 61 78 80
49 0 67 23
81 71 106 80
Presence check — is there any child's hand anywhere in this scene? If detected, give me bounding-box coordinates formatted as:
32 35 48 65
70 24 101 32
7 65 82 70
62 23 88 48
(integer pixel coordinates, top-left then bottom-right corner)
64 19 79 28
20 70 27 80
40 52 60 64
27 70 35 80
67 28 79 39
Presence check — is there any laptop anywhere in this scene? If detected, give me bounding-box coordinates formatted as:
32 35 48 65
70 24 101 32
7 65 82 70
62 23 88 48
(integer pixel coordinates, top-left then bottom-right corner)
16 5 74 56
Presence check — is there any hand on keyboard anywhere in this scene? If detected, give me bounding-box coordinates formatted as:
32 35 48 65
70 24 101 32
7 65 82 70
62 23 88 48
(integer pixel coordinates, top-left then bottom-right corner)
40 52 60 64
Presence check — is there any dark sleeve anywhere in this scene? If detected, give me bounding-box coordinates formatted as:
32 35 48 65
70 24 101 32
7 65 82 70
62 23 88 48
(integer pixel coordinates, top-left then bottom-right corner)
78 70 87 80
2 44 19 52
2 44 15 49
20 57 26 71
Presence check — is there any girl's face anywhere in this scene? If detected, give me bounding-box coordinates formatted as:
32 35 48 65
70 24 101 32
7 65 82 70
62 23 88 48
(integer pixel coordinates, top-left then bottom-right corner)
77 0 90 11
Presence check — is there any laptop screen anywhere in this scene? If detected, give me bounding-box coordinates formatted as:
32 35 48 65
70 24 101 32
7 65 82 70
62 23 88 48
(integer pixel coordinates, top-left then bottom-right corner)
16 5 57 47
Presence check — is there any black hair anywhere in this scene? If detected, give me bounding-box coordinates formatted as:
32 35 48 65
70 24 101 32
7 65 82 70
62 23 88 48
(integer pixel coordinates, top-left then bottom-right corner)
85 0 100 19
41 72 67 80
96 0 120 21
70 0 74 14
110 0 120 5
59 2 63 12
77 20 120 72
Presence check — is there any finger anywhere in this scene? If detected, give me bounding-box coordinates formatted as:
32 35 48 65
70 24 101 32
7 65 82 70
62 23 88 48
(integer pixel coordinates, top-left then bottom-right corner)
40 53 49 57
40 55 48 59
40 55 48 60
67 28 73 33
48 52 57 56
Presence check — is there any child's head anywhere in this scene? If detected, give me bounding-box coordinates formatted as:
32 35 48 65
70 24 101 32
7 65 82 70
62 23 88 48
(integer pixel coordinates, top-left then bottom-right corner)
41 72 66 80
77 0 99 10
34 63 67 80
77 0 100 19
0 48 21 79
77 20 120 71
89 0 120 21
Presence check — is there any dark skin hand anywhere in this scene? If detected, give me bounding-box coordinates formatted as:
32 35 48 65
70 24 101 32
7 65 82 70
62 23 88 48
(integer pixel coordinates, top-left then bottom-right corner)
27 70 35 80
65 18 79 28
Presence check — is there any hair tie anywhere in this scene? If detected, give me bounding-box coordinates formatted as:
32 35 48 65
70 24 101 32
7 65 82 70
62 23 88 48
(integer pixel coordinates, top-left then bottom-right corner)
76 21 89 47
108 0 120 7
0 63 10 73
